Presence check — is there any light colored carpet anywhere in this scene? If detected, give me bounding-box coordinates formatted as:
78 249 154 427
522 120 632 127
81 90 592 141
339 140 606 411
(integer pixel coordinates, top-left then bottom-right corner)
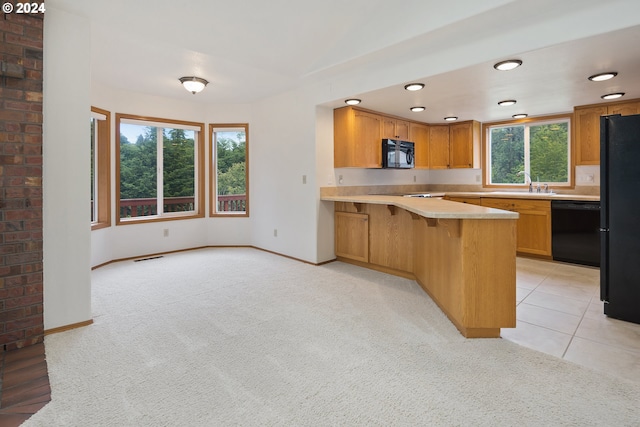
25 248 640 426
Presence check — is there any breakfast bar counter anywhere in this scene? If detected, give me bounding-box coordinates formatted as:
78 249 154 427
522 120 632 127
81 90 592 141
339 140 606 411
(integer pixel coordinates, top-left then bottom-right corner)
322 194 519 338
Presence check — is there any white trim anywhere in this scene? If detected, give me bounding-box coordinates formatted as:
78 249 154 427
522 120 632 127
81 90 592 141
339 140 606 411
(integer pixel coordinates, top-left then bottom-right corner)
91 111 107 121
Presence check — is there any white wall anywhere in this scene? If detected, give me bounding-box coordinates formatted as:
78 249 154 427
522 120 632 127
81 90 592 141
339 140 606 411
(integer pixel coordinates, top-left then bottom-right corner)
43 8 92 330
89 83 254 267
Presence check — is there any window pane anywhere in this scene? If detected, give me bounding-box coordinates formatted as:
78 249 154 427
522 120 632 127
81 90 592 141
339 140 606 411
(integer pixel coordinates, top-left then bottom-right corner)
163 128 195 213
490 125 524 184
215 129 246 213
530 122 568 183
90 118 96 222
119 124 158 218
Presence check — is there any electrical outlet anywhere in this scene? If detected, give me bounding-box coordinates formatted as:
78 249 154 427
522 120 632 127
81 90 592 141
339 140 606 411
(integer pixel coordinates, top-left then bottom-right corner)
302 175 307 184
163 229 169 237
273 229 278 237
476 174 481 182
413 175 416 182
338 175 343 184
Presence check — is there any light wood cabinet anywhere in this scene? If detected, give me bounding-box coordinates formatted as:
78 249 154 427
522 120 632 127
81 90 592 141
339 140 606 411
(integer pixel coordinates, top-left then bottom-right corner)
334 211 369 262
429 121 480 169
481 198 551 257
574 99 640 165
429 125 450 169
382 117 410 140
334 107 383 168
409 122 429 168
445 196 482 205
449 121 479 168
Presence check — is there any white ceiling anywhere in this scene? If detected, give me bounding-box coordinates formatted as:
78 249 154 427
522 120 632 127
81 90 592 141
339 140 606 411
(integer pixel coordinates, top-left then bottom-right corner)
48 0 640 124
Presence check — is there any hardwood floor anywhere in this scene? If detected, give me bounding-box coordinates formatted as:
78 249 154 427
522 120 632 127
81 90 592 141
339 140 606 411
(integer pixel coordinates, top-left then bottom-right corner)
0 343 51 426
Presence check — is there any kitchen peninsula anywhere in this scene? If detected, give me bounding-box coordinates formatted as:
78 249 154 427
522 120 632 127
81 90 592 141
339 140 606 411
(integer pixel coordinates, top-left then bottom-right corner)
321 193 519 338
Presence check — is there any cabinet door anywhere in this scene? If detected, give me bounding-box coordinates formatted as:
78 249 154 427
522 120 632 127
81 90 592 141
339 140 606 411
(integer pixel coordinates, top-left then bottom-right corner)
449 122 474 168
335 211 369 262
574 105 607 165
512 200 551 257
429 125 450 169
353 110 383 168
608 101 640 116
382 118 410 139
481 198 551 256
395 120 410 140
410 122 430 168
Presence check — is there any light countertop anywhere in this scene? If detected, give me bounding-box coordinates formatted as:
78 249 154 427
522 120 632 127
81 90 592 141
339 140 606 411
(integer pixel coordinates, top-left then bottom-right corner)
444 191 600 201
321 194 519 219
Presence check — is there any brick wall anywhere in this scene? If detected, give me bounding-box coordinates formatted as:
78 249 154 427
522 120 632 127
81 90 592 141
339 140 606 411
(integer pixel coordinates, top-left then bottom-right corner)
0 5 44 351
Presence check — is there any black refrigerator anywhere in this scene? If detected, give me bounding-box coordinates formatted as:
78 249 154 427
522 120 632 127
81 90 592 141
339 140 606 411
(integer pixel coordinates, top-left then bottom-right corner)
600 113 640 324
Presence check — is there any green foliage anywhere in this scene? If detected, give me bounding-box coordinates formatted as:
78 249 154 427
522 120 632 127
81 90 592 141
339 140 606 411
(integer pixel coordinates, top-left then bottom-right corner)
490 126 524 184
217 162 245 195
163 128 195 198
490 122 568 184
216 131 246 196
120 127 157 199
530 123 568 182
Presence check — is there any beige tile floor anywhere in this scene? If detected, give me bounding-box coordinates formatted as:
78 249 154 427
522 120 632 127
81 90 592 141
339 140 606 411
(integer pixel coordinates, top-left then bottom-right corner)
501 257 640 384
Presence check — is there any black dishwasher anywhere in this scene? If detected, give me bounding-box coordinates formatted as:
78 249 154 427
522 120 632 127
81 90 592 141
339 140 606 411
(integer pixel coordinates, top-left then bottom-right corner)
551 200 600 267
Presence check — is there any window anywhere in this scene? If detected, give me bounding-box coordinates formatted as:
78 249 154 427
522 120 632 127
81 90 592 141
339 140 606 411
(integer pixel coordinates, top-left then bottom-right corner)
91 107 111 230
116 114 205 224
485 116 571 187
210 124 248 216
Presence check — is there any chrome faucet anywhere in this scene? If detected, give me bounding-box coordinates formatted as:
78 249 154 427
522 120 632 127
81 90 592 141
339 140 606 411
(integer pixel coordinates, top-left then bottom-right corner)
518 171 533 192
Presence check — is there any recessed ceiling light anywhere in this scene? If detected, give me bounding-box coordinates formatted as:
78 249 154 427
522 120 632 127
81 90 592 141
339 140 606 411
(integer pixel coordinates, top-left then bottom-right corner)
601 92 625 100
498 100 517 106
512 114 528 119
345 99 361 105
410 106 425 112
444 116 458 121
588 72 618 82
404 83 425 91
493 60 522 71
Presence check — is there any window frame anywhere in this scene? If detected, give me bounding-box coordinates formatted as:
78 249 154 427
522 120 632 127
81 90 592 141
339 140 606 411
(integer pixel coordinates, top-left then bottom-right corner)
115 113 205 225
91 106 111 231
482 113 574 189
209 123 249 217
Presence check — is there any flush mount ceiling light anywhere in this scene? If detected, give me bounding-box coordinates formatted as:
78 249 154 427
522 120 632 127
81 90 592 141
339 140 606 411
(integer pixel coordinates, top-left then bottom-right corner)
588 72 618 82
444 116 458 121
512 113 528 119
410 106 425 112
179 76 208 94
345 98 361 105
493 60 522 71
498 99 517 106
601 92 625 100
404 83 425 91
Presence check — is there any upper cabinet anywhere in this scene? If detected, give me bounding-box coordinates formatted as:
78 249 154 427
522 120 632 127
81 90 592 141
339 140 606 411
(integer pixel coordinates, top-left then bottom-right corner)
382 117 410 140
574 99 640 165
409 122 430 169
334 107 383 168
450 121 480 168
429 125 450 169
429 121 480 169
334 106 480 169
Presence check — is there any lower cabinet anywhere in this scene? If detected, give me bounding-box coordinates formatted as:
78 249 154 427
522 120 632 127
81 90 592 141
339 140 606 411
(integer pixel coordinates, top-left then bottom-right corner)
334 211 369 262
445 196 482 205
334 202 414 274
481 198 551 257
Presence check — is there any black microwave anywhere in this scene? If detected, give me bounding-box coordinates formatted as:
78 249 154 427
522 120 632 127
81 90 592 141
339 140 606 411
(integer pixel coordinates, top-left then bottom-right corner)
382 139 414 168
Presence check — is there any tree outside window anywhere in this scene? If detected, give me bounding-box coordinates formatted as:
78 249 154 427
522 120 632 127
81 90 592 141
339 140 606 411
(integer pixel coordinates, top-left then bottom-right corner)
488 118 570 187
211 124 248 216
116 114 204 223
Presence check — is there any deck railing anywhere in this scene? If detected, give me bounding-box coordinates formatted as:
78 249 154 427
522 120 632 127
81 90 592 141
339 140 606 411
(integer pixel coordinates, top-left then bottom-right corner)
118 194 246 217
